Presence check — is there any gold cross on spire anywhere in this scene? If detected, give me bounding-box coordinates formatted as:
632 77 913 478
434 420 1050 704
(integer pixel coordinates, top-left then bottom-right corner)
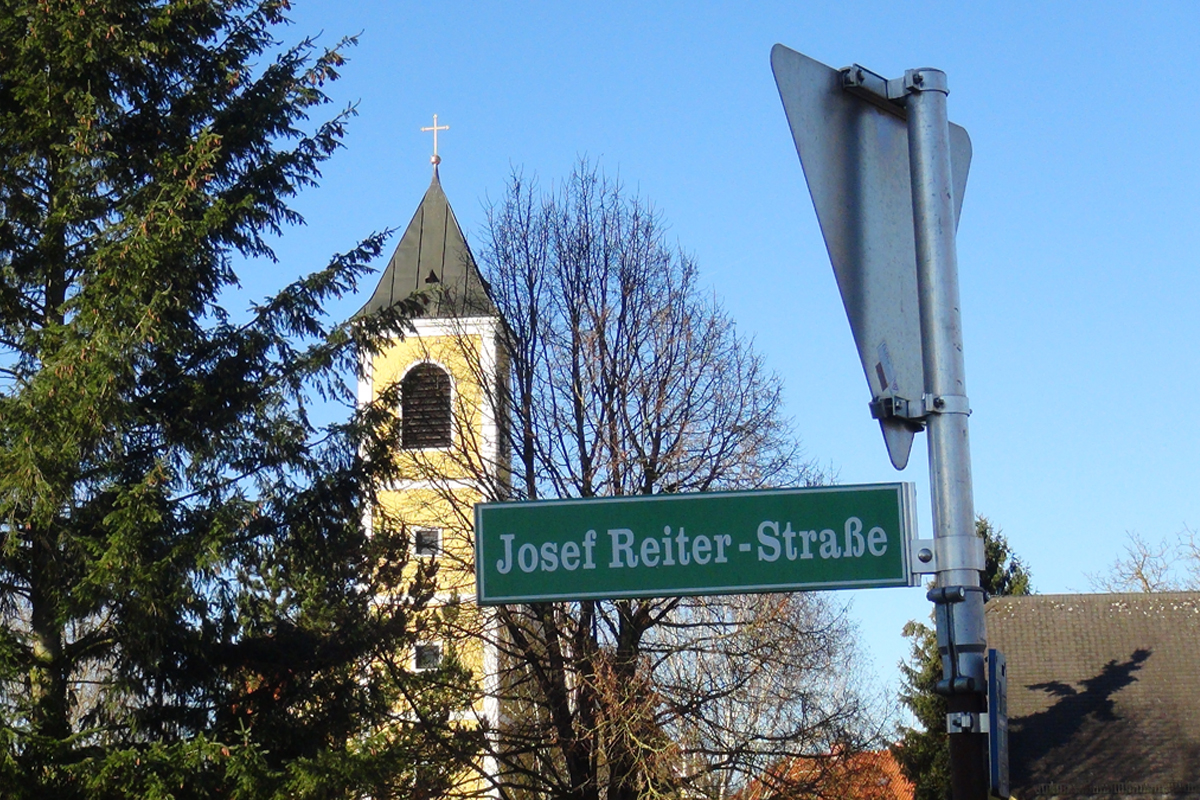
421 114 450 166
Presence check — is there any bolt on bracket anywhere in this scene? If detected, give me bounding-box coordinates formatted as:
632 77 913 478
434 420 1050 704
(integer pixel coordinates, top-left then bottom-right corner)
868 395 926 431
841 64 909 118
911 538 938 577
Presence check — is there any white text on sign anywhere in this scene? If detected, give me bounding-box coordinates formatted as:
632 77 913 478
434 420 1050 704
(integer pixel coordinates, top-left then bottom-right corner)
494 516 889 575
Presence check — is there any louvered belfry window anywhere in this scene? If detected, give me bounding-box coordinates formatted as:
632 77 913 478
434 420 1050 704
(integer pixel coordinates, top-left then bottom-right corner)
401 363 453 449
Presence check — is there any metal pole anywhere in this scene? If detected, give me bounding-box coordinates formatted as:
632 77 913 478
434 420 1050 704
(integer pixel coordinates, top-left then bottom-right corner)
904 68 989 800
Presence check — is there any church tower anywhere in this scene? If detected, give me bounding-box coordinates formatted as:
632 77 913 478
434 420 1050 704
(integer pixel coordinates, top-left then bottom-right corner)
359 130 505 785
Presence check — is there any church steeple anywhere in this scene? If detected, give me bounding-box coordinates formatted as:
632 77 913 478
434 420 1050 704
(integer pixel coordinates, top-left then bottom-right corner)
359 122 506 800
360 168 497 319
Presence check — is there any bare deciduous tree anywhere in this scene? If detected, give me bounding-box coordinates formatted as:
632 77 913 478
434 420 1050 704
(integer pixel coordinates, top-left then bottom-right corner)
397 161 881 800
1088 526 1200 593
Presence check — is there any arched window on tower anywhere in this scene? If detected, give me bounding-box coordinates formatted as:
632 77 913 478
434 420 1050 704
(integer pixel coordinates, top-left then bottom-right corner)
400 363 453 449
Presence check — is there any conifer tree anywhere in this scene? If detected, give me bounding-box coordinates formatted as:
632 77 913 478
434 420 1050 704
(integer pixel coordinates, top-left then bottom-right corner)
0 1 474 797
892 517 1031 800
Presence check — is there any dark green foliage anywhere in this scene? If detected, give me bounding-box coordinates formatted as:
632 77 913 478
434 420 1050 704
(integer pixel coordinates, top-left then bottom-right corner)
981 519 1033 599
892 517 1031 800
0 1 474 797
893 618 949 800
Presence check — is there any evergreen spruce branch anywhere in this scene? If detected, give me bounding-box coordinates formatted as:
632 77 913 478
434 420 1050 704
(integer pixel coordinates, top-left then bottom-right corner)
0 3 475 794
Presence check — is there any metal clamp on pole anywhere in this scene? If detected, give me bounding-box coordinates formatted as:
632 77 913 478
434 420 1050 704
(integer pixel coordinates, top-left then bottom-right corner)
924 393 971 416
927 586 988 696
947 711 988 735
927 585 977 604
868 392 970 427
868 395 927 431
903 68 949 96
840 64 909 117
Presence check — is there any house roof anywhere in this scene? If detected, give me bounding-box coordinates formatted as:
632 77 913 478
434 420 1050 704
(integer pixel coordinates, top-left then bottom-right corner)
360 167 497 320
736 750 914 800
986 592 1200 799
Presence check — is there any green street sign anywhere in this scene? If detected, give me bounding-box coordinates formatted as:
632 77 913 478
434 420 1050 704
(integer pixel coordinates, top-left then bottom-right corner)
474 483 917 604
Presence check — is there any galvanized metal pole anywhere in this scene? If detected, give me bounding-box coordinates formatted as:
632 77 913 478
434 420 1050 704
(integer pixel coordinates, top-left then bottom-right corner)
904 68 989 800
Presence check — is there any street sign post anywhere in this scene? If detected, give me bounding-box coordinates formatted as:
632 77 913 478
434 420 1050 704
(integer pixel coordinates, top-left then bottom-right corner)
771 45 991 800
475 484 917 605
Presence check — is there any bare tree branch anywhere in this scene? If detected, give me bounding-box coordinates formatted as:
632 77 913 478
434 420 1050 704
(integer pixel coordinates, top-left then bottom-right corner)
385 160 883 800
1087 527 1200 592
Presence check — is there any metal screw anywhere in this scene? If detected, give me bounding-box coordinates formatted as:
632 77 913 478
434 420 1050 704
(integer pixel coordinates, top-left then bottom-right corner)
918 548 934 563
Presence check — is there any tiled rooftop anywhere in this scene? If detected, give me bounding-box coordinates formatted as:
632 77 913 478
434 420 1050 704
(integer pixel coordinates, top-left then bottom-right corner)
987 592 1200 799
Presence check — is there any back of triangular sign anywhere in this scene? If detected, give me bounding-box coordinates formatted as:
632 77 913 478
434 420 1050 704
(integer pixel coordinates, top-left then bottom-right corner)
771 44 971 470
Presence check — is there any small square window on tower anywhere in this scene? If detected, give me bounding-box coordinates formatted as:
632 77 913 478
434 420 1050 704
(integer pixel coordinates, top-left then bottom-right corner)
414 642 443 671
414 527 440 557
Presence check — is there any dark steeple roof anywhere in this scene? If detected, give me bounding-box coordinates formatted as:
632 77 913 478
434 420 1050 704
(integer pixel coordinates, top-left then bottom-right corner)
360 168 497 319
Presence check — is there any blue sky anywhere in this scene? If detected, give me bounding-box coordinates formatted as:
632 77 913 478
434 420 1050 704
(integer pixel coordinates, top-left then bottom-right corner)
250 1 1200 696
